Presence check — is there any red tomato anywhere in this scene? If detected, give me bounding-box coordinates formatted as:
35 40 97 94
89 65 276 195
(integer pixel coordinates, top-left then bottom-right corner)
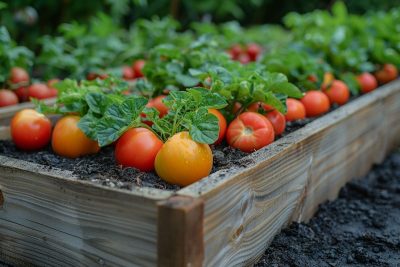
285 98 306 122
229 44 243 60
47 79 59 98
0 89 19 107
374 64 398 84
248 102 286 135
356 72 378 93
238 53 251 64
147 95 169 117
301 91 330 117
14 87 30 102
208 109 227 145
122 66 135 80
115 128 163 172
322 79 350 106
86 73 108 81
133 59 146 78
232 102 242 114
28 83 52 100
11 109 52 150
9 67 29 84
246 43 262 61
226 112 275 153
307 74 318 83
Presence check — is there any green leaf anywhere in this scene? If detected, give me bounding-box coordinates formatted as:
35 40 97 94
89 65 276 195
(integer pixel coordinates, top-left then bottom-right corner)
270 82 303 98
185 108 220 144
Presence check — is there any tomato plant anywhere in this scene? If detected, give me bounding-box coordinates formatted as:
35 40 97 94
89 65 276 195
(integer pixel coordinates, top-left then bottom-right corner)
226 112 275 153
52 116 100 158
155 131 213 186
301 91 330 117
322 80 350 106
0 89 19 107
11 109 51 150
208 109 227 145
115 128 163 172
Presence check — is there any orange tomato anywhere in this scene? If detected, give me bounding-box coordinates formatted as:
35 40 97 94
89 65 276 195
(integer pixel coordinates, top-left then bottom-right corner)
301 91 330 117
52 116 100 158
322 79 350 106
11 109 52 150
285 98 306 122
155 132 213 186
208 109 227 145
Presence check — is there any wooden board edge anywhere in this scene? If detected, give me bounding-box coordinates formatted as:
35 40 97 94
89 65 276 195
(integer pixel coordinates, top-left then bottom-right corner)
0 98 56 118
178 79 400 197
157 196 204 267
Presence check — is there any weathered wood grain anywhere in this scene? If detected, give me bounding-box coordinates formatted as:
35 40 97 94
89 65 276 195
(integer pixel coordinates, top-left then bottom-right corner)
0 98 56 126
178 79 400 266
0 156 172 267
157 196 204 267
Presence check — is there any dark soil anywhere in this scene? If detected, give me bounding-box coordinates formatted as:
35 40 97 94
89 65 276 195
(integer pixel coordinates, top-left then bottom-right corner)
255 148 400 267
0 118 314 191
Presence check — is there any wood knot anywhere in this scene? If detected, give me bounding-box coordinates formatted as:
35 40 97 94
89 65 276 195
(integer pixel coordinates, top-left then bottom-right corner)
232 224 244 241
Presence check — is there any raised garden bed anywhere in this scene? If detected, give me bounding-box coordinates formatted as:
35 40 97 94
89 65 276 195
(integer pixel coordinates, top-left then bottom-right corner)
0 80 399 266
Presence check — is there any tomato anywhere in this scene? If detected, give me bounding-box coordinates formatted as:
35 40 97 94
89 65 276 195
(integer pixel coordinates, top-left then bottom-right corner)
208 109 227 145
248 102 286 136
133 59 146 78
14 87 29 102
52 116 100 158
229 44 243 60
47 79 59 98
356 72 378 93
147 95 169 117
285 98 306 122
226 112 275 153
238 53 251 64
232 102 242 114
0 89 19 107
374 64 398 84
115 128 163 172
155 131 213 186
322 79 350 106
122 66 135 80
11 109 51 150
9 67 29 85
86 73 108 81
307 74 318 83
322 72 334 86
246 43 262 61
301 91 330 117
28 83 52 100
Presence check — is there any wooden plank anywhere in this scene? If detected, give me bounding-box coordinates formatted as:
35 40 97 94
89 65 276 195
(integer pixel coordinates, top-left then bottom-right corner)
0 158 172 266
178 79 400 266
0 98 56 126
157 196 204 267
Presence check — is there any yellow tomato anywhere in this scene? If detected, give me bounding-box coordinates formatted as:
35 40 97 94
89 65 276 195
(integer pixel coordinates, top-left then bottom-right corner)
52 116 100 158
155 131 213 186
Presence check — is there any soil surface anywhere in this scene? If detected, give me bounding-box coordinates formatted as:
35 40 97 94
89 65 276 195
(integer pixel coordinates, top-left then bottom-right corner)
255 148 400 267
0 119 313 191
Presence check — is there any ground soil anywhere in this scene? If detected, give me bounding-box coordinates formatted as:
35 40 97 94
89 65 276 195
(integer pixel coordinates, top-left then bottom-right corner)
0 118 314 191
255 148 400 267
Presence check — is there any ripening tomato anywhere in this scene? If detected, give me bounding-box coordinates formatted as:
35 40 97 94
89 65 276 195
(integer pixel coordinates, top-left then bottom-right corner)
248 102 286 135
115 128 163 172
9 67 29 84
322 72 334 86
47 79 59 98
322 79 350 106
356 72 377 94
122 66 135 80
229 44 243 60
301 91 330 117
133 59 146 78
285 98 306 122
238 53 251 64
14 87 29 102
226 112 275 153
246 43 262 61
147 95 169 117
374 64 398 84
11 109 51 150
52 116 100 158
208 109 227 145
28 83 52 100
155 131 213 186
0 89 19 107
